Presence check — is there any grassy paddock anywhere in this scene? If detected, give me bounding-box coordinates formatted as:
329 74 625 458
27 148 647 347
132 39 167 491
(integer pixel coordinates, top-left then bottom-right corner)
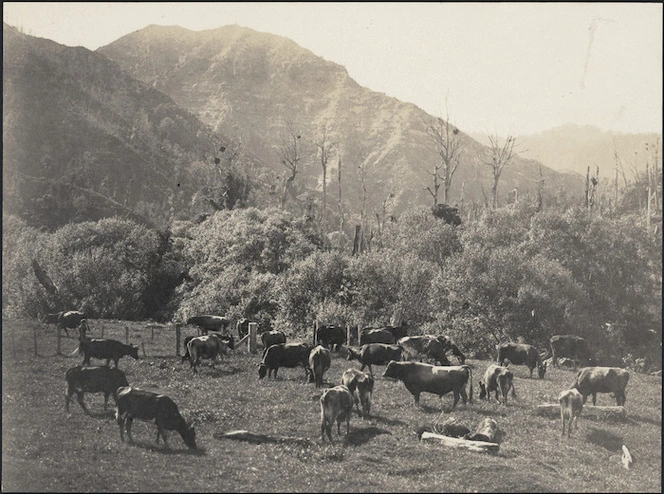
2 319 661 492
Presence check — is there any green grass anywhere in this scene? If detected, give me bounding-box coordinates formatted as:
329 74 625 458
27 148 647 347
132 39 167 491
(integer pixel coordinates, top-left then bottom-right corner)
2 318 661 492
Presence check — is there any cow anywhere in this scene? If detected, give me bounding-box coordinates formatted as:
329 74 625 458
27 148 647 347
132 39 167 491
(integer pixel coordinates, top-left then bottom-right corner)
236 318 254 339
186 334 230 374
345 343 403 376
319 385 354 442
436 335 466 365
316 324 346 351
261 330 287 356
478 364 516 405
41 310 86 336
550 335 594 370
78 337 139 368
384 324 409 341
382 361 473 409
497 342 546 378
40 311 63 325
309 345 331 388
186 315 231 335
258 342 312 380
181 333 234 363
397 336 452 366
558 388 583 437
341 368 374 418
115 386 196 449
64 365 129 414
572 366 630 406
359 328 396 346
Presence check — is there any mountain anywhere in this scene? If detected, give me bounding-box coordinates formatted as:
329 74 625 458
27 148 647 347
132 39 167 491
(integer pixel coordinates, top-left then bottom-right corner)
3 23 257 230
98 25 583 218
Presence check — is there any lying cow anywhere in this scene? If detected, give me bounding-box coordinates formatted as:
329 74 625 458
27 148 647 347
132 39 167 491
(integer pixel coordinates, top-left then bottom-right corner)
345 343 403 376
479 364 516 405
115 386 196 449
261 330 287 356
187 334 231 374
65 365 129 414
316 325 346 351
78 337 139 368
320 385 354 442
258 342 312 380
341 368 374 418
572 366 630 406
309 345 331 388
397 336 451 366
186 315 231 335
181 333 234 363
550 334 594 370
382 361 473 410
558 388 583 437
359 328 395 346
497 342 546 378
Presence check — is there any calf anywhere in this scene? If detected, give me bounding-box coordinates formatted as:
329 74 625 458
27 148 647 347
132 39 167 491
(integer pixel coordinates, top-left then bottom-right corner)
558 388 583 437
187 334 230 374
65 365 129 414
79 338 139 368
382 361 473 409
258 342 312 380
497 342 546 378
115 386 196 449
397 336 452 366
341 368 374 418
479 364 516 405
346 343 403 376
261 330 287 356
319 385 354 442
572 366 630 406
309 345 331 388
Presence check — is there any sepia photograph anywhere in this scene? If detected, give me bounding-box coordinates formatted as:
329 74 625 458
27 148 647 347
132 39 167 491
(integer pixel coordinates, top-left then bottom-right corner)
2 2 662 492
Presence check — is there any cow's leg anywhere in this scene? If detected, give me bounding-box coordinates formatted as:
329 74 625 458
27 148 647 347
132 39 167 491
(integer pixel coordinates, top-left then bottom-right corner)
561 409 566 437
459 387 468 405
615 392 625 406
345 411 350 435
273 367 278 379
591 393 597 406
65 385 73 412
451 391 460 410
103 392 110 411
161 429 170 449
581 393 588 405
413 392 420 406
76 392 90 415
118 418 126 442
126 417 134 443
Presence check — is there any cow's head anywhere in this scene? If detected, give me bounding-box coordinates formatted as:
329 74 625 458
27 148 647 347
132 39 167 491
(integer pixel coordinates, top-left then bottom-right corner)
382 360 402 380
257 363 267 379
181 423 197 449
129 345 140 360
538 361 547 379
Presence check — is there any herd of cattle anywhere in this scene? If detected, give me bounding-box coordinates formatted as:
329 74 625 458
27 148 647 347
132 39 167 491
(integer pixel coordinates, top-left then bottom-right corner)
48 312 633 448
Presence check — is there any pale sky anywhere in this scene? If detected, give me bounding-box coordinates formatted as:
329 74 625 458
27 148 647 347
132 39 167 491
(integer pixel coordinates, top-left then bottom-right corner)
4 2 662 136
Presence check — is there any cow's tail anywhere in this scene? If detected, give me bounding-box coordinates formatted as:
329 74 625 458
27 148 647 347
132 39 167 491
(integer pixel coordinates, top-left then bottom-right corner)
464 364 473 402
70 344 81 356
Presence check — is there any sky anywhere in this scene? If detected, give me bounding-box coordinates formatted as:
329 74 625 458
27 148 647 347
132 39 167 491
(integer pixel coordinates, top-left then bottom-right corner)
4 2 662 136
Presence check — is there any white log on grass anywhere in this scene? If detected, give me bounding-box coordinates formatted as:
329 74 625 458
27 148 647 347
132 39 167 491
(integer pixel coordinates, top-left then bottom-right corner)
420 431 499 452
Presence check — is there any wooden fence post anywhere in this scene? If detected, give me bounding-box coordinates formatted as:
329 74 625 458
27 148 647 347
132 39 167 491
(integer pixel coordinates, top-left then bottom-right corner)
56 325 61 355
248 323 258 354
141 340 147 357
175 324 181 357
346 325 351 346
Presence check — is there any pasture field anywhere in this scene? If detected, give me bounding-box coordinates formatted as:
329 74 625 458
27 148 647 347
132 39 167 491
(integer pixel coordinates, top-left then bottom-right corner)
2 318 661 492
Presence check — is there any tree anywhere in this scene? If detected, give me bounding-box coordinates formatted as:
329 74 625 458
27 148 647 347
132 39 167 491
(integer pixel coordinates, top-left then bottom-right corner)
314 124 337 227
276 121 303 210
485 134 518 209
424 106 463 206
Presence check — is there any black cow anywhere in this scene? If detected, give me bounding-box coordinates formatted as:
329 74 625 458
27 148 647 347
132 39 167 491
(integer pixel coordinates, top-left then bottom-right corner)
258 343 312 380
550 335 594 370
345 343 403 376
181 333 234 363
497 342 546 378
316 324 346 351
309 345 331 387
116 386 196 449
78 338 139 368
261 330 287 356
65 365 129 414
186 315 231 335
359 328 396 346
573 366 630 406
397 336 452 366
382 361 473 409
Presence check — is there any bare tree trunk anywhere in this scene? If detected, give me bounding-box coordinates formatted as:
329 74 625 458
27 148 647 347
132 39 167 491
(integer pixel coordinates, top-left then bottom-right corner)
338 156 344 248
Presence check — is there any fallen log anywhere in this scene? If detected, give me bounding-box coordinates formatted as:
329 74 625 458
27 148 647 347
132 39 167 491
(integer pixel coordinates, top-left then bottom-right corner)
420 431 499 452
214 429 314 447
467 418 498 443
536 404 626 418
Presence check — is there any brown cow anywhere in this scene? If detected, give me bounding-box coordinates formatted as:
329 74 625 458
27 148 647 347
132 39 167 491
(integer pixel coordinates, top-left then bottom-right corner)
479 364 516 405
309 345 331 388
572 366 630 406
558 388 583 437
319 385 354 442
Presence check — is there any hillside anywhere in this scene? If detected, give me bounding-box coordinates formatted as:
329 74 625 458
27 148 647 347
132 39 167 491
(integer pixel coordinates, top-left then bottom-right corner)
98 25 583 218
3 23 256 230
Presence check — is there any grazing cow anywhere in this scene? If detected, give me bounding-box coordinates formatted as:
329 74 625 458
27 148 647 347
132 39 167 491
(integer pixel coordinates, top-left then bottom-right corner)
261 330 287 356
186 315 231 335
497 342 546 378
79 338 139 368
478 364 516 405
316 324 346 351
572 366 630 406
258 343 312 380
115 386 196 449
187 334 230 374
181 333 234 363
65 365 129 414
236 318 254 339
558 388 583 437
359 328 396 346
550 335 593 370
341 368 374 418
436 335 466 365
345 343 403 376
382 361 473 409
319 385 354 442
309 345 331 387
397 336 452 366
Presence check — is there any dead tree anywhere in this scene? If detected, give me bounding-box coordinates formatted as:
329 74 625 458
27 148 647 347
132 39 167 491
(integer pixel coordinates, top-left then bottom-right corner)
484 134 517 209
276 121 302 210
314 124 337 227
424 109 463 206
